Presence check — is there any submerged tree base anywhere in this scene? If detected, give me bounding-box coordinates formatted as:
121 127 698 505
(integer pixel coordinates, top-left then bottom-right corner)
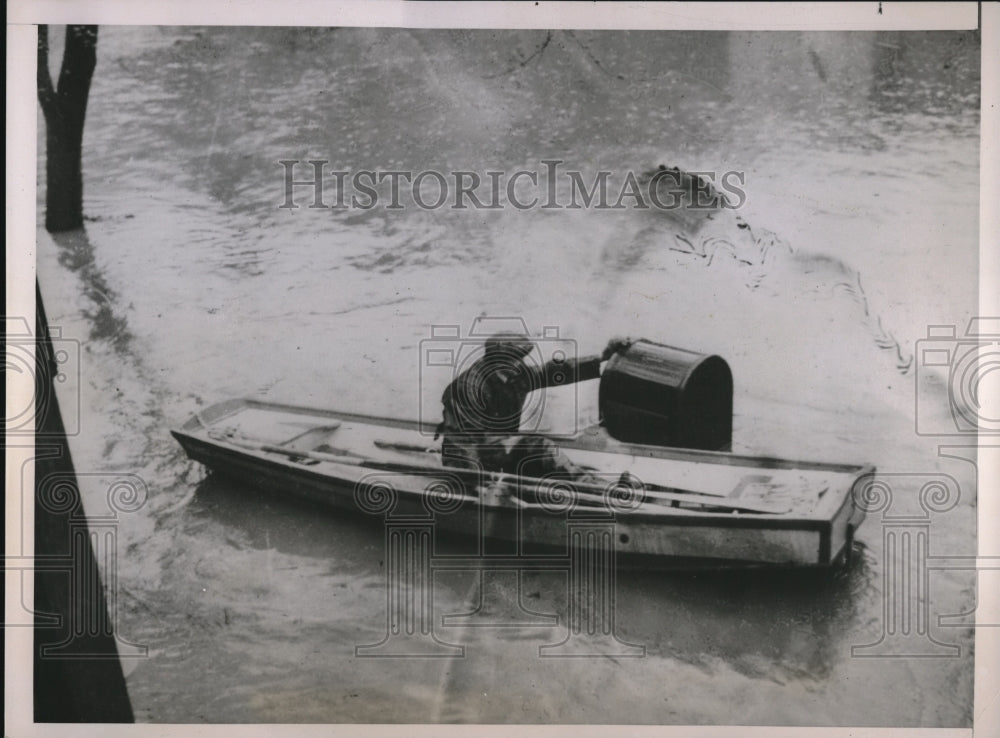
37 25 98 233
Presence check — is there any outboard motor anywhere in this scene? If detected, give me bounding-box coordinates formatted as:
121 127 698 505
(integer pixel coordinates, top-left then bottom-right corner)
599 339 733 451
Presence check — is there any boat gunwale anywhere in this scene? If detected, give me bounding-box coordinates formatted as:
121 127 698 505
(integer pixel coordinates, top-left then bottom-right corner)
183 397 875 476
171 428 855 533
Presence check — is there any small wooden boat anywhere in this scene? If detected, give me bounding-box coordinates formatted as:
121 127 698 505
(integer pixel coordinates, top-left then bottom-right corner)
172 398 871 569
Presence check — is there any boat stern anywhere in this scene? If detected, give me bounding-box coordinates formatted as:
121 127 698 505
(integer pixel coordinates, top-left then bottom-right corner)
824 464 874 567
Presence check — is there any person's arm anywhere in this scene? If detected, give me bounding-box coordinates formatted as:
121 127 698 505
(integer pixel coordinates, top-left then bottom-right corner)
539 337 634 387
540 354 601 387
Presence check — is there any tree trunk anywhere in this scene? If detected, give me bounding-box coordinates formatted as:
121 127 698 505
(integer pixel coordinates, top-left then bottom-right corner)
38 25 98 233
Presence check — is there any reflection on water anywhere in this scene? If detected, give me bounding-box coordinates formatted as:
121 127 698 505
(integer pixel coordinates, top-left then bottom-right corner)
38 26 979 725
188 473 386 565
50 229 132 350
190 471 864 688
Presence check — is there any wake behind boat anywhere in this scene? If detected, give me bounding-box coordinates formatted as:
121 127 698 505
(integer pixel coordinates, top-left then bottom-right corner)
172 394 871 569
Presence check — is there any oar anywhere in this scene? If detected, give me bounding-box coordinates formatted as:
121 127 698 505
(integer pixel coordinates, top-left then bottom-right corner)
571 484 789 514
504 494 781 517
364 447 789 513
213 433 787 514
374 439 442 455
371 439 789 514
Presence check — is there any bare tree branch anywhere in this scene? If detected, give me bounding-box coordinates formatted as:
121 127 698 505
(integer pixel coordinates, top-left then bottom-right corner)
484 31 553 79
37 25 58 116
563 30 620 79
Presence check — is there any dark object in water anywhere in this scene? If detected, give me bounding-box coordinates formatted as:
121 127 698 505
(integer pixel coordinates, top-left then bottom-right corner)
599 339 733 451
34 283 135 722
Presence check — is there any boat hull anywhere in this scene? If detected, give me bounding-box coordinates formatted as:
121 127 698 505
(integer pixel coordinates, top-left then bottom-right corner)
172 398 870 569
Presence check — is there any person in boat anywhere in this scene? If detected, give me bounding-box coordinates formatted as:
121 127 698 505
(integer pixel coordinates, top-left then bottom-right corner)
435 332 632 478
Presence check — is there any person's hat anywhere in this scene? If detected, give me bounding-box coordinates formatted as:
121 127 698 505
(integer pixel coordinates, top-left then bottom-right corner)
485 332 534 357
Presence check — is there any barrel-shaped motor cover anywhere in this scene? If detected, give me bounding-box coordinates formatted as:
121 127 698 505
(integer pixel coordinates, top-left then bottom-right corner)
599 340 733 450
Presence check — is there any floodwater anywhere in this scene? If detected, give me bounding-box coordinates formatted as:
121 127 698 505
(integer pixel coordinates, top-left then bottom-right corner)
35 26 980 725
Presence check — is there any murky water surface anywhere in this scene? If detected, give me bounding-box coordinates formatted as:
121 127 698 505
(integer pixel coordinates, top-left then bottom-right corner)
37 26 980 725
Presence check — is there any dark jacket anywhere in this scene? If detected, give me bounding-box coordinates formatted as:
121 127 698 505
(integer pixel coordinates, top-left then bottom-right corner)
440 353 601 438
